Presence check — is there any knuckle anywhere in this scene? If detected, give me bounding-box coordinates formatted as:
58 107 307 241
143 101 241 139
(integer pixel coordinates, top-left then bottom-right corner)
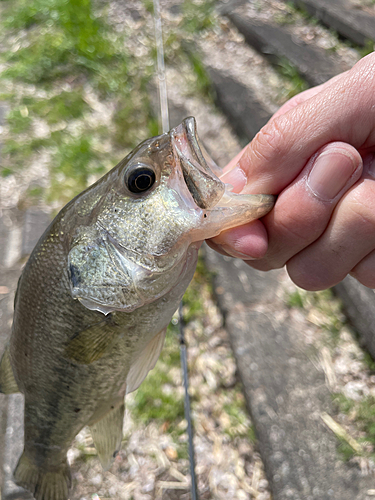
245 260 275 272
353 52 375 79
287 258 341 291
350 251 375 289
276 215 314 245
250 116 289 165
347 192 375 235
350 270 375 289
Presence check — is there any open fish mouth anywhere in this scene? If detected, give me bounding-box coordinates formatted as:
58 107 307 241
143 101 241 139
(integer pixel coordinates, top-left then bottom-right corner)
170 117 275 239
171 117 225 209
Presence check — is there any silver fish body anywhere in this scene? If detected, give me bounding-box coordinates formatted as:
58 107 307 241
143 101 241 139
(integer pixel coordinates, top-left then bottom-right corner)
0 118 274 500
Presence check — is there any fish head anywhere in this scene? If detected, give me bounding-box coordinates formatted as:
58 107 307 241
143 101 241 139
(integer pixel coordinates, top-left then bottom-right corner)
68 117 275 314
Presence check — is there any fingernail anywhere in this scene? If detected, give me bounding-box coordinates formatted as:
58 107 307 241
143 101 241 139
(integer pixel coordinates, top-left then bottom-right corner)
220 165 247 192
220 244 256 260
307 149 359 201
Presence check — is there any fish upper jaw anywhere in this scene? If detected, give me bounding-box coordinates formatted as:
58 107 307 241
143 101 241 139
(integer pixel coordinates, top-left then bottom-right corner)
170 117 275 243
171 117 225 209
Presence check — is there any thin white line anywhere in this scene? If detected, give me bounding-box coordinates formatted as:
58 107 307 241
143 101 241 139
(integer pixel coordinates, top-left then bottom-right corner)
153 0 170 133
4 226 22 269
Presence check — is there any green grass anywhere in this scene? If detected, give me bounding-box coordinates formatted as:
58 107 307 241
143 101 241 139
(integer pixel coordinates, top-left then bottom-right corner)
184 50 214 100
286 290 305 309
363 351 375 372
182 252 213 322
0 0 221 206
142 0 154 15
128 323 186 458
0 0 157 205
337 439 356 462
286 288 345 345
333 393 354 414
3 8 124 88
130 255 212 426
6 107 32 133
333 393 375 459
26 91 89 124
1 167 13 177
359 39 375 58
356 396 375 450
276 58 308 99
181 0 216 34
222 390 254 439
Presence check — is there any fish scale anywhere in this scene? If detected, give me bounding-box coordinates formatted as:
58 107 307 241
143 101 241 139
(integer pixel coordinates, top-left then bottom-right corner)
0 116 274 500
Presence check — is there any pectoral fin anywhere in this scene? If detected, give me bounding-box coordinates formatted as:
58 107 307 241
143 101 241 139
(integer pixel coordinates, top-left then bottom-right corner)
0 344 20 394
65 318 119 365
126 327 167 394
90 402 125 470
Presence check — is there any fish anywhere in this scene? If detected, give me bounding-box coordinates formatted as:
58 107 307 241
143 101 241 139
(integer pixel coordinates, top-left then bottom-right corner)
0 117 274 500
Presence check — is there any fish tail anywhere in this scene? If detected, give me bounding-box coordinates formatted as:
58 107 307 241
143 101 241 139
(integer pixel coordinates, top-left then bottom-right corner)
14 452 71 500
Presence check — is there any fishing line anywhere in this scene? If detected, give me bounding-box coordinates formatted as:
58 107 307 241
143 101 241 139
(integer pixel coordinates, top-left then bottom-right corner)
152 2 199 498
153 0 169 135
179 302 199 500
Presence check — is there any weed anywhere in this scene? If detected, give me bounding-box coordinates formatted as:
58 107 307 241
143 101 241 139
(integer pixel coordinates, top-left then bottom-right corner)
7 107 32 133
142 0 154 15
248 424 256 444
27 185 44 199
222 390 252 438
286 288 345 346
181 0 216 34
333 393 375 458
363 351 375 372
1 167 13 177
47 134 106 204
2 0 128 92
284 1 318 24
286 290 305 309
276 58 308 98
129 324 184 427
356 396 375 450
0 0 155 205
332 393 354 415
185 50 214 100
27 91 89 124
273 3 300 26
182 253 213 322
359 39 375 58
337 440 356 462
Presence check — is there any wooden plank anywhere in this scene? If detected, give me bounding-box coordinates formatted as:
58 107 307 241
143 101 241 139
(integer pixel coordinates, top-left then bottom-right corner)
204 246 374 500
207 67 272 144
291 0 375 47
226 12 350 86
0 209 50 500
334 277 375 360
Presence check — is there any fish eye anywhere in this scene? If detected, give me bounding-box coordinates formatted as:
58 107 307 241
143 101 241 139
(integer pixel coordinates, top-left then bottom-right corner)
125 164 156 194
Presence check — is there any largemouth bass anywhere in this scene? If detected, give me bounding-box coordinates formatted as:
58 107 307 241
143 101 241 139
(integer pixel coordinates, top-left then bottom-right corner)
0 117 274 500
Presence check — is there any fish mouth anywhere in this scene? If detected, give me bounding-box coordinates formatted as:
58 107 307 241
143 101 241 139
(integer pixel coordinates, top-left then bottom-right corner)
170 117 275 238
171 117 225 209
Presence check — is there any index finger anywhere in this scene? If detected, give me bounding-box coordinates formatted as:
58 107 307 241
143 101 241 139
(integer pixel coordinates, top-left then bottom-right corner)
272 72 348 119
222 54 375 197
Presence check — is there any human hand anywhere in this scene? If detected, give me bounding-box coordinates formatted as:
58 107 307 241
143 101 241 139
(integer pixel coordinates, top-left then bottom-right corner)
208 52 375 290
